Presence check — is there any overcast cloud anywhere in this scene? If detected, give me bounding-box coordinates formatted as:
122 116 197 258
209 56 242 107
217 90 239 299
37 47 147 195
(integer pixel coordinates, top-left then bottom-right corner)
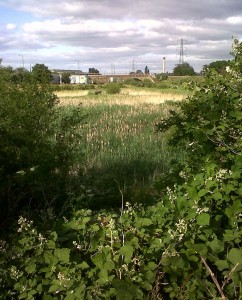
0 0 241 73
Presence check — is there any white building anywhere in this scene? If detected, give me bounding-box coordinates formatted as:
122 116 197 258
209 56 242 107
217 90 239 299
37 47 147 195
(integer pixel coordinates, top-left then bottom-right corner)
70 74 89 84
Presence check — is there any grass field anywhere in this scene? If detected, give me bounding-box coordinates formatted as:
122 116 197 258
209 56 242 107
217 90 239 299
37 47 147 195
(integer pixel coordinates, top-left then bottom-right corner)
55 86 187 106
55 87 187 208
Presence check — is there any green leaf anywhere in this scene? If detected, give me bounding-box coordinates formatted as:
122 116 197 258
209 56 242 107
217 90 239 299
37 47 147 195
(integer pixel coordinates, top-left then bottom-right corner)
82 216 91 224
42 296 54 300
51 231 58 242
112 279 143 300
78 261 89 269
74 284 86 297
65 294 75 300
147 261 157 271
214 260 229 271
44 250 55 264
135 217 153 228
228 248 242 265
193 244 208 256
25 262 36 274
103 260 115 271
48 284 59 293
92 252 106 269
119 245 133 263
207 238 224 253
54 248 70 264
196 213 210 226
198 189 207 197
213 192 222 200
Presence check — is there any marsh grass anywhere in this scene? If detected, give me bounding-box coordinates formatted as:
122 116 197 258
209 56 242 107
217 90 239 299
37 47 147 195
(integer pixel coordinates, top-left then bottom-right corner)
56 87 186 208
56 87 187 107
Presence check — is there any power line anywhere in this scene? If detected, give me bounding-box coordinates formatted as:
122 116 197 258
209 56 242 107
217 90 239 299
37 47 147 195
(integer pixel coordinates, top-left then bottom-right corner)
131 60 136 73
177 38 187 64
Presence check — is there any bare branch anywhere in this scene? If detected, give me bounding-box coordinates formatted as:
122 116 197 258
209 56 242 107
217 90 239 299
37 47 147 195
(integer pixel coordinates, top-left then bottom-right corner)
201 255 227 300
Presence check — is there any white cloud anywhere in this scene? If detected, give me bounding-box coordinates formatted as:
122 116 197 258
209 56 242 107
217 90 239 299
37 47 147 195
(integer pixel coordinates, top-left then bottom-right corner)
227 16 242 24
0 0 241 72
6 23 16 30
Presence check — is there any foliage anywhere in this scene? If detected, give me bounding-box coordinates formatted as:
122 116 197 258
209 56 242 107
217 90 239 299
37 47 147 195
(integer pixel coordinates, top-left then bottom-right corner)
1 40 242 299
157 41 242 176
61 72 71 84
173 62 196 76
13 68 31 83
144 66 150 74
203 60 231 75
155 39 242 297
0 80 86 229
88 67 100 74
123 78 144 87
105 83 121 94
53 83 95 91
0 66 15 82
31 63 53 83
142 79 155 88
0 66 30 83
1 164 242 299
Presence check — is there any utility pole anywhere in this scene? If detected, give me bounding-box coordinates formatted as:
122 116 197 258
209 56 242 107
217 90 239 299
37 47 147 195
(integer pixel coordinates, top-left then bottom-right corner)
177 38 187 64
111 63 115 75
19 54 25 69
75 60 80 83
75 60 80 73
162 57 166 73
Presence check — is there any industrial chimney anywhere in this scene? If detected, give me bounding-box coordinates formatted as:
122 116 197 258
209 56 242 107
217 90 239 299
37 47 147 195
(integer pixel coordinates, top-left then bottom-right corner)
162 57 166 73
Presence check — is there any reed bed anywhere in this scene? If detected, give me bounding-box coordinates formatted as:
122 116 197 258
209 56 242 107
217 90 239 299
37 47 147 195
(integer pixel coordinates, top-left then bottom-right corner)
56 90 186 107
56 87 186 206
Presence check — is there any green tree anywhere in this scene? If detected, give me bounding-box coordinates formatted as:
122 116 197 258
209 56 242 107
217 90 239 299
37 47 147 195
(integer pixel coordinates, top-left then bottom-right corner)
154 40 242 298
13 67 30 83
173 62 195 76
31 63 52 83
203 60 230 74
88 67 99 74
144 66 150 74
0 66 15 82
61 72 71 84
0 79 85 228
157 39 242 181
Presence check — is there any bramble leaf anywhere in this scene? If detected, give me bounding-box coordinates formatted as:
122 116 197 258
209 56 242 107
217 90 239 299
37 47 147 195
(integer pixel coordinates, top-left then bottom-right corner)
196 213 210 226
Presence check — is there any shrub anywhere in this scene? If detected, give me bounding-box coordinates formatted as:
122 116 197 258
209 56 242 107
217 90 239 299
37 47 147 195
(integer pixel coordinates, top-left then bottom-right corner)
125 78 144 87
106 83 121 94
0 80 86 229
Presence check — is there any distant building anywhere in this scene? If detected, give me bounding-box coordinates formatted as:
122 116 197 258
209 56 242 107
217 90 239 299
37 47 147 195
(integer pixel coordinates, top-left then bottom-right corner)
70 74 89 84
50 74 61 84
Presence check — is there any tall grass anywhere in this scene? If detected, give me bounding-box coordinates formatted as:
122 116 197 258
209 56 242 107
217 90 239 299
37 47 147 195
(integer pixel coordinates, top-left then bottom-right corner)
56 88 186 208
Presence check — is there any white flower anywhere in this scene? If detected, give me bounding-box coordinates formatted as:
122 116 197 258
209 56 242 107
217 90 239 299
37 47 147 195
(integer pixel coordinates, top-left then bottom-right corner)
225 66 231 73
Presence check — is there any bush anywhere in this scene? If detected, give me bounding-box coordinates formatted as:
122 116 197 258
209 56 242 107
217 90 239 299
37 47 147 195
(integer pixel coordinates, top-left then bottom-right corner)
0 80 86 229
105 83 121 94
142 79 155 88
123 78 144 87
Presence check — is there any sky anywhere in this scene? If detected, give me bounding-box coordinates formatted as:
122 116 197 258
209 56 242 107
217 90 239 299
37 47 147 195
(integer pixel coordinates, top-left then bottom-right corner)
0 0 241 74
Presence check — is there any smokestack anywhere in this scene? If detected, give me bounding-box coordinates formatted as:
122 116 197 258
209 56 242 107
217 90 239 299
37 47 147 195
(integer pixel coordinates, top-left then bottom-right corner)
162 57 166 73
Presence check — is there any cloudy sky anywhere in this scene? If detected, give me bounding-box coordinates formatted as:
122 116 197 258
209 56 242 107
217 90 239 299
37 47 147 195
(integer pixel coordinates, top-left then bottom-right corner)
0 0 241 74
